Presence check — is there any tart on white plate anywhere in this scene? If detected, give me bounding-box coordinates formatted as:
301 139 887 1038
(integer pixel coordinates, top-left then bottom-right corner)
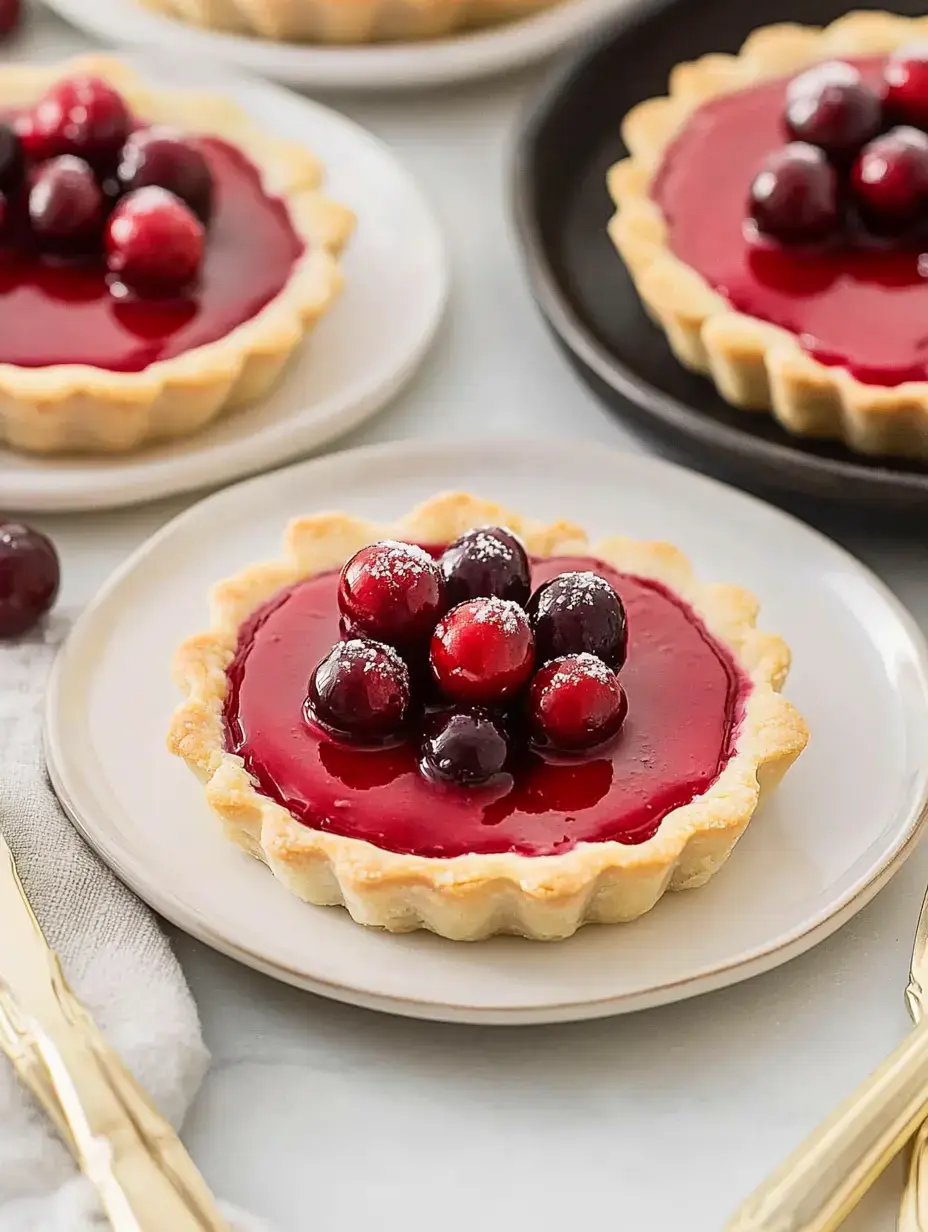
168 492 808 941
0 55 352 453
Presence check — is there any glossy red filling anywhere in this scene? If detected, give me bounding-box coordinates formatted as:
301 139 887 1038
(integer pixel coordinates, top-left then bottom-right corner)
0 136 302 372
650 55 928 388
223 554 749 859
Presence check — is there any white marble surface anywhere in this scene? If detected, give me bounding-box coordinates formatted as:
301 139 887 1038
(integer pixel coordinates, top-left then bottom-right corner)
13 4 928 1229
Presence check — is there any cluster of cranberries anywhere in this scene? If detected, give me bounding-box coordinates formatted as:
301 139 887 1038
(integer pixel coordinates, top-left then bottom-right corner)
0 73 212 296
0 521 60 638
306 528 630 787
749 46 928 245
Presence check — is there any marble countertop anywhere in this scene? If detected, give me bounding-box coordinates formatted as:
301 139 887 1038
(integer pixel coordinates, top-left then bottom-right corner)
14 5 928 1229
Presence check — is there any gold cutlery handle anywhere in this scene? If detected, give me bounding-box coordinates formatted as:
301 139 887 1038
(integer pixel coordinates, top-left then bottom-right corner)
726 1024 928 1232
899 1124 928 1232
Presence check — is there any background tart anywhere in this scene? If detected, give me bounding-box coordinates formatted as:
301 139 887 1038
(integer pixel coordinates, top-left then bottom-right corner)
607 11 928 461
0 55 353 454
168 491 807 942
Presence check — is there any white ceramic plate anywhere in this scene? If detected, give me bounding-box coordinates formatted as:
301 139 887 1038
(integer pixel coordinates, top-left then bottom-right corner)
43 0 631 92
2 55 447 513
46 438 928 1024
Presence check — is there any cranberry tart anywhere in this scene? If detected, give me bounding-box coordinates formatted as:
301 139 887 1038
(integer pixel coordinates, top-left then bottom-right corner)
0 55 352 453
168 492 807 941
608 12 928 461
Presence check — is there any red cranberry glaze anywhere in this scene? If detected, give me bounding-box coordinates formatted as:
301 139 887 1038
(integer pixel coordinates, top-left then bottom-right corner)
0 522 59 638
527 653 628 752
224 553 748 858
106 187 204 295
748 143 839 245
430 597 535 706
852 126 928 233
308 638 410 741
784 61 883 158
117 127 213 222
885 44 928 129
339 541 446 647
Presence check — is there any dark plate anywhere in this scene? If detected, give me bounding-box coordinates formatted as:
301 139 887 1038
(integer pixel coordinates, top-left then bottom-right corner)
512 0 928 516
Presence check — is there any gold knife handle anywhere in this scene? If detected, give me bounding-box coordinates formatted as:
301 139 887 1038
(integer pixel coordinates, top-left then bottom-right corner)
726 1024 928 1232
899 1124 928 1232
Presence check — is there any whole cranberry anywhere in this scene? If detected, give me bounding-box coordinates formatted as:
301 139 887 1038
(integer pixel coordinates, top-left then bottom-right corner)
339 540 445 648
852 126 928 234
430 597 534 706
0 523 60 639
0 123 23 193
785 60 883 159
106 187 204 295
28 156 103 251
117 128 213 223
748 143 840 245
421 708 510 787
885 44 928 129
440 526 531 608
527 654 628 753
30 75 132 167
0 0 21 40
527 571 627 670
307 638 410 741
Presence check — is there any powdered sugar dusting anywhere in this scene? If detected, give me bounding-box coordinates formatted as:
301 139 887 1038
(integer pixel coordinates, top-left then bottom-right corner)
553 571 615 611
471 596 527 635
366 540 435 591
341 637 409 683
460 526 523 565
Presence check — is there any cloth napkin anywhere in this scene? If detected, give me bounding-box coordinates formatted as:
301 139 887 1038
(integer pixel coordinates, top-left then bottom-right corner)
0 616 267 1232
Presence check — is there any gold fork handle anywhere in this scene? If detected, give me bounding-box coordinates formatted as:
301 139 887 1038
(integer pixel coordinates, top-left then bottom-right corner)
899 1124 928 1232
726 1023 928 1232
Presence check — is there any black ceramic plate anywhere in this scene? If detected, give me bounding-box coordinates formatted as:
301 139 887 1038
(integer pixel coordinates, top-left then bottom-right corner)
512 0 928 515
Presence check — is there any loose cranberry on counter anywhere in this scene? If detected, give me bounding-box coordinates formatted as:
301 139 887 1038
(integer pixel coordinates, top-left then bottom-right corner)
430 597 534 706
785 60 883 159
117 128 214 223
527 570 628 669
748 142 840 245
885 44 928 130
307 638 410 741
527 654 628 753
0 523 60 639
440 526 531 608
0 0 20 41
0 123 23 193
421 708 510 787
338 540 445 648
30 75 131 167
106 187 204 295
852 126 928 234
29 156 103 252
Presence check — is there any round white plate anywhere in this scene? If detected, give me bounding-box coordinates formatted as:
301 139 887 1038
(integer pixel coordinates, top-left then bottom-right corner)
2 55 447 513
46 438 928 1024
44 0 631 92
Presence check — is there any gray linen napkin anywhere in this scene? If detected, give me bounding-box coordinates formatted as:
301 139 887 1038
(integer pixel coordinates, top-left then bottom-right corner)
0 616 266 1231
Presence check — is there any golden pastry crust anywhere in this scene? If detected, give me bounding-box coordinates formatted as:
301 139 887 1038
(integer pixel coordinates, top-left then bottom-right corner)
142 0 563 45
0 55 354 454
607 12 928 461
168 491 808 941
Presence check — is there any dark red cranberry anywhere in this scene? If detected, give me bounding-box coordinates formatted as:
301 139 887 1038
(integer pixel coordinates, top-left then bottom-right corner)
0 0 20 40
748 143 839 245
440 526 531 608
527 654 627 753
28 156 103 251
339 540 445 648
117 128 213 223
0 123 23 193
852 126 928 234
430 597 534 706
307 638 410 741
31 75 132 167
785 60 883 159
0 523 60 638
527 571 627 670
421 708 510 787
885 44 928 130
106 187 204 295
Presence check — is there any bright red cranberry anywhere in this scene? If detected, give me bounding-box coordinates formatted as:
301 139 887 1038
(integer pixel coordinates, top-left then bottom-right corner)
28 156 103 251
106 187 204 295
30 75 132 167
440 526 531 608
339 540 445 648
785 60 883 159
0 0 20 40
421 708 510 787
307 638 410 741
117 128 213 222
430 597 534 706
527 654 627 752
852 126 928 234
748 143 839 245
0 123 23 193
0 523 60 638
527 571 627 670
885 44 928 129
